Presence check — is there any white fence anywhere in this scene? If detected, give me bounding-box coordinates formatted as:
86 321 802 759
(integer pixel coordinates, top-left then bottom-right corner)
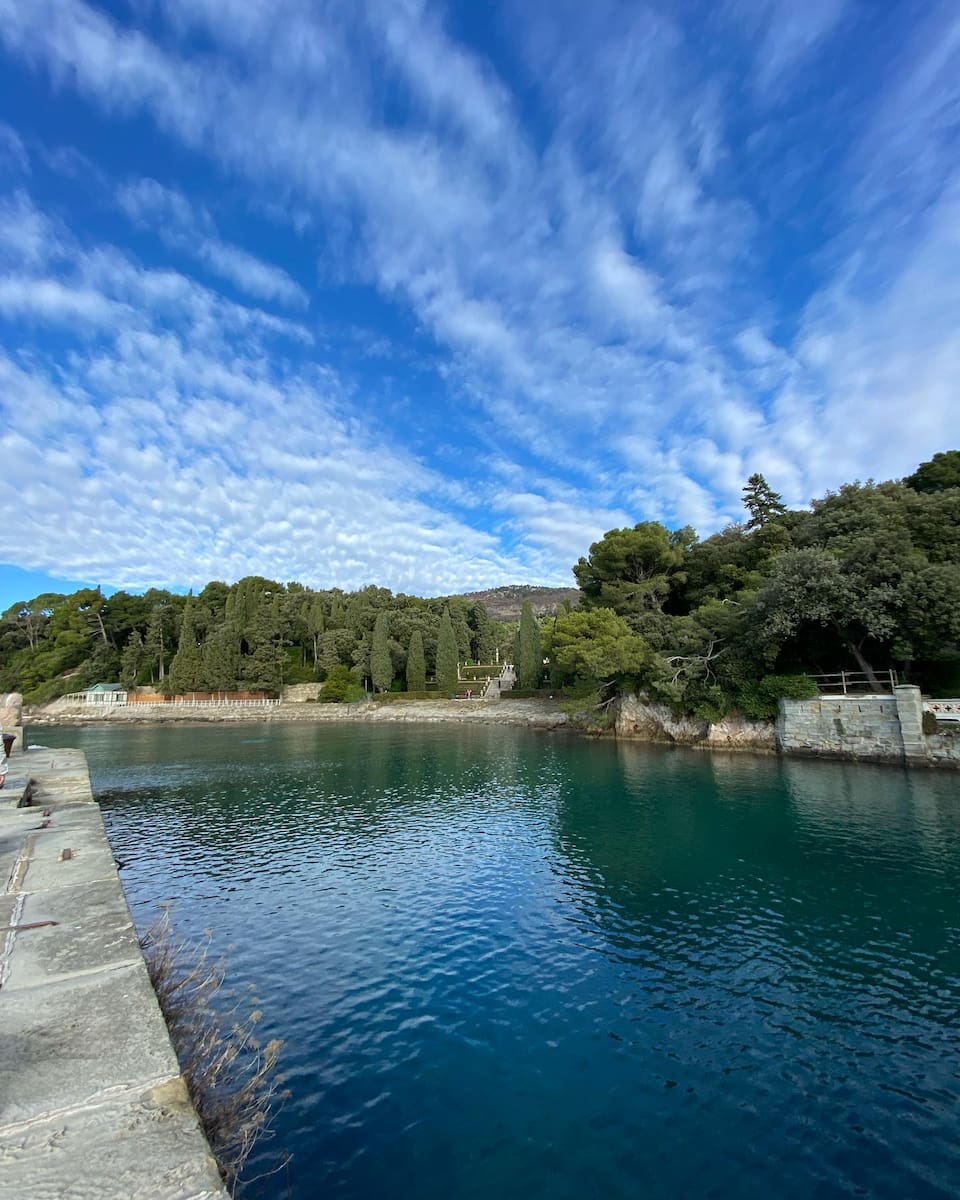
923 700 960 723
60 693 281 708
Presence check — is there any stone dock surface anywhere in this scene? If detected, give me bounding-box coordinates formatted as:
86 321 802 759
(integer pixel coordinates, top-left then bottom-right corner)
0 747 226 1200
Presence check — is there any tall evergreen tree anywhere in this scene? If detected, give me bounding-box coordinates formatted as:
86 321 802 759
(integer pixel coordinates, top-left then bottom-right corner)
742 473 787 529
143 604 169 683
202 623 240 692
406 628 426 691
242 598 284 693
436 608 459 694
168 600 203 694
370 611 393 693
120 630 144 687
517 600 542 689
307 596 326 668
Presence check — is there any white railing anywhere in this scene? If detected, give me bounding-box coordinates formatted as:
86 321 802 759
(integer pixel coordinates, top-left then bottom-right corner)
809 669 898 695
923 700 960 723
59 693 281 708
132 698 282 708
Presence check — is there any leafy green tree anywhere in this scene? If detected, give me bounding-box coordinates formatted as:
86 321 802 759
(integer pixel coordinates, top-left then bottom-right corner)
742 473 787 529
905 450 960 494
406 629 427 691
544 609 651 684
370 611 393 693
168 600 204 694
755 547 897 687
320 664 363 702
517 600 542 689
436 608 459 693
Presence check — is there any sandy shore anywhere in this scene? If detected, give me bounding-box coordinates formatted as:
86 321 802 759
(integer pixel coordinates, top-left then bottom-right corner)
27 698 570 730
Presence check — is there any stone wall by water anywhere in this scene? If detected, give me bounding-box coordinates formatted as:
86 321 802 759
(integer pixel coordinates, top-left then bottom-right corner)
777 685 960 768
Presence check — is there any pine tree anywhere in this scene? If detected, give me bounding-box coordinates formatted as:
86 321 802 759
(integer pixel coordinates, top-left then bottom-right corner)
517 600 542 689
168 600 203 695
436 608 459 694
406 629 426 692
742 473 787 529
370 611 393 693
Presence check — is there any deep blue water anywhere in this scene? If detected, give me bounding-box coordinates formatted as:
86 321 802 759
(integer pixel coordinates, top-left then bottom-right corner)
36 723 960 1199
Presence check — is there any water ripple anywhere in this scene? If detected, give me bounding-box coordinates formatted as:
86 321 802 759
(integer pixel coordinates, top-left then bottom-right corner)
37 722 960 1200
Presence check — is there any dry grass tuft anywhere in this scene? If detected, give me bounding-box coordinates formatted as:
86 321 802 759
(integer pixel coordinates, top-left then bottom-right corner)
140 909 291 1193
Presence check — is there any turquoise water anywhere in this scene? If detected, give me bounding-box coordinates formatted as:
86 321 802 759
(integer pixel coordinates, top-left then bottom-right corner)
37 723 960 1199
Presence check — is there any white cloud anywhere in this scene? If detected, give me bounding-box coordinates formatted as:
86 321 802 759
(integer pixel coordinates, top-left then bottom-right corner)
117 177 308 307
0 0 957 599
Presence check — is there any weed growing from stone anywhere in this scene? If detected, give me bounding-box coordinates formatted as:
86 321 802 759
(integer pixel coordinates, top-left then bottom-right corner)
140 909 291 1194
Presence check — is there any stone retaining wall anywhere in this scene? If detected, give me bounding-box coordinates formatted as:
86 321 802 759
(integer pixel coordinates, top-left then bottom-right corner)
777 685 960 768
0 746 227 1198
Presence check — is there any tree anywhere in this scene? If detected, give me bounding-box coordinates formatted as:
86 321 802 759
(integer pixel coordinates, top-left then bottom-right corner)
742 473 787 529
517 600 542 689
168 600 203 694
905 450 960 494
320 663 363 703
144 604 170 683
120 630 145 687
306 596 325 669
370 611 393 693
436 608 459 694
574 522 691 618
406 629 426 692
544 609 651 684
202 623 241 692
755 547 897 688
242 598 284 693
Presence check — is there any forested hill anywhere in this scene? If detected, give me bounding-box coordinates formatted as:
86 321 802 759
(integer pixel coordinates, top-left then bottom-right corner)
538 452 960 718
458 585 579 621
0 583 513 705
3 450 959 712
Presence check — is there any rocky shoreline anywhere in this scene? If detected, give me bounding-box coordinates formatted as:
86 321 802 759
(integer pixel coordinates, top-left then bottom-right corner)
27 694 784 752
27 697 572 730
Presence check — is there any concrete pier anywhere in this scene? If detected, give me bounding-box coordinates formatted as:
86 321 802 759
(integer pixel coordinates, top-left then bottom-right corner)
0 747 227 1199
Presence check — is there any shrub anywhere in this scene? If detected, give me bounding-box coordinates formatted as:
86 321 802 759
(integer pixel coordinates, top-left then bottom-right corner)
319 665 364 703
140 911 290 1191
736 674 818 720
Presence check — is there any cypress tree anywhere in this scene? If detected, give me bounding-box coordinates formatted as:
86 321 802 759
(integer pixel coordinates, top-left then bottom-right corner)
144 605 168 683
517 600 542 689
168 600 203 694
436 608 459 694
202 623 240 692
370 611 393 693
406 628 426 692
241 598 284 693
120 630 144 687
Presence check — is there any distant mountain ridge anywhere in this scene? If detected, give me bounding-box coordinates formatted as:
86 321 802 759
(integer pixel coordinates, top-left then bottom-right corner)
459 584 580 621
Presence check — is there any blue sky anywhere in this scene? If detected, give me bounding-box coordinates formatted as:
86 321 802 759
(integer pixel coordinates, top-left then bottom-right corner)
0 0 957 612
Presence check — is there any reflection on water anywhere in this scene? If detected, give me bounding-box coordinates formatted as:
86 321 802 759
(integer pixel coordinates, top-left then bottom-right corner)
39 723 960 1200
